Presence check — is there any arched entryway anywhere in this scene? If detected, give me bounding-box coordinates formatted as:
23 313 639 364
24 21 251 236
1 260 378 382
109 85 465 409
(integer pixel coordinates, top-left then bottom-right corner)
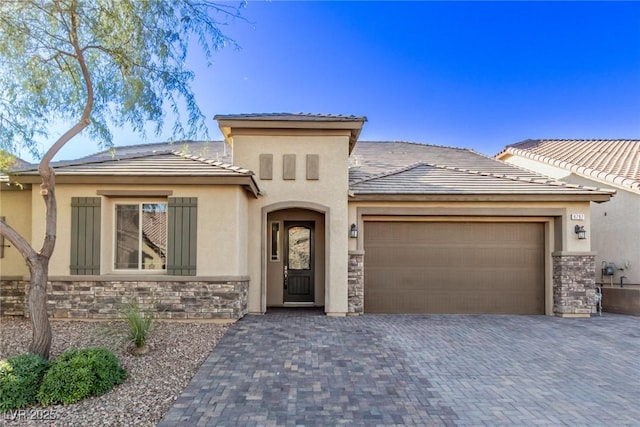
264 206 326 311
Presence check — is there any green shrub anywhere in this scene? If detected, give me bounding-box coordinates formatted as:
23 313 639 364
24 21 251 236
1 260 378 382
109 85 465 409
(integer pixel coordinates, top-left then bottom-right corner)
121 300 154 348
0 353 49 412
38 347 126 405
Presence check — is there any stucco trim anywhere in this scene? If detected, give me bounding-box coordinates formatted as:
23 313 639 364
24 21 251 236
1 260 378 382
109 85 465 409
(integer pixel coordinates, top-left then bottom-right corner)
355 206 566 218
97 190 173 197
47 275 251 282
14 174 259 193
551 251 597 257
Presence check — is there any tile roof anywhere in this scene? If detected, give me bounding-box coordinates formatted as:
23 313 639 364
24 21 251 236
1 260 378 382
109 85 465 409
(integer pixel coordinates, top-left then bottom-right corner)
350 162 608 196
350 141 543 182
1 152 31 183
13 152 251 177
349 141 613 198
497 139 640 192
6 139 613 200
57 140 231 166
214 113 367 122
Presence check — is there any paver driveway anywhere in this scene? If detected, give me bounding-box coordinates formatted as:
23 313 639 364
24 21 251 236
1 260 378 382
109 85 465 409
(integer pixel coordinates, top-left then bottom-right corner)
158 311 640 426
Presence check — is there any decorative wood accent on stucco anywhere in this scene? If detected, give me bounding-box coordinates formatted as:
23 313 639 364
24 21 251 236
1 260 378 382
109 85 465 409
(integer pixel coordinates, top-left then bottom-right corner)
70 197 101 275
259 154 273 180
306 154 320 180
167 197 198 276
0 216 5 259
283 154 296 180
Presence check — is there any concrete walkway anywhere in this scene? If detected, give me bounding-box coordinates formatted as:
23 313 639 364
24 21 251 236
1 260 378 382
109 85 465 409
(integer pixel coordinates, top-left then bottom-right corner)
158 310 640 426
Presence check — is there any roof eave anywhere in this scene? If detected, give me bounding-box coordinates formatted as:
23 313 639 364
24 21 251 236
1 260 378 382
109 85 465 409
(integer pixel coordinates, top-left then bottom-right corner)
11 174 254 186
215 116 367 154
349 193 613 203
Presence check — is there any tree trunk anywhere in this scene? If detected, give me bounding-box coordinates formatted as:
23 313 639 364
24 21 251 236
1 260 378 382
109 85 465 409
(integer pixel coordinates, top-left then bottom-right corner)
27 258 52 359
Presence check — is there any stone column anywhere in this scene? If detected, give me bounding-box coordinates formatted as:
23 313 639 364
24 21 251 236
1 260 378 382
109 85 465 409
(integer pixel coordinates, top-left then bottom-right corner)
348 250 364 314
552 252 596 317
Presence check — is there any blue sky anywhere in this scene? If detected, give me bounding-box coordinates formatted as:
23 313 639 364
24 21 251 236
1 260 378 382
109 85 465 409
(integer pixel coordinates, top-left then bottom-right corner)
51 1 640 161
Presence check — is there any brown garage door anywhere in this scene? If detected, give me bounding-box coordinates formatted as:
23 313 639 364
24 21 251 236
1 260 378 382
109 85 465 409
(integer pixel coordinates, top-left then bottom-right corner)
364 221 545 314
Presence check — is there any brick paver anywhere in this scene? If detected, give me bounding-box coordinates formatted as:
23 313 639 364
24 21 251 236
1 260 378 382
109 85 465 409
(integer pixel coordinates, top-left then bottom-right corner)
158 311 640 426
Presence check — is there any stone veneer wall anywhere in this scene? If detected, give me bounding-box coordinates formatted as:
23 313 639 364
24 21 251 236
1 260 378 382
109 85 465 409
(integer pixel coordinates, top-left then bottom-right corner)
348 251 364 314
1 278 248 319
0 279 28 316
552 253 596 316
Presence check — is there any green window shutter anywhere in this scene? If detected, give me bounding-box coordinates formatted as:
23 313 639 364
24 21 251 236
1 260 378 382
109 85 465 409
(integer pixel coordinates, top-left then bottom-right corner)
70 197 101 275
167 197 197 276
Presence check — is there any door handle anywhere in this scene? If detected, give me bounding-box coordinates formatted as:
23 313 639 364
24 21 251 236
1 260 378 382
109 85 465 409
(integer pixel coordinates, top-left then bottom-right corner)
284 266 288 289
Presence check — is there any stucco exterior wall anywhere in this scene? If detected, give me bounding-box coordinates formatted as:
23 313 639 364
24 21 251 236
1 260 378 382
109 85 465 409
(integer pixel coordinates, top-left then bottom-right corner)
348 200 592 253
0 187 31 277
232 130 351 315
501 155 571 180
348 199 594 316
563 175 639 285
28 184 249 278
501 154 638 285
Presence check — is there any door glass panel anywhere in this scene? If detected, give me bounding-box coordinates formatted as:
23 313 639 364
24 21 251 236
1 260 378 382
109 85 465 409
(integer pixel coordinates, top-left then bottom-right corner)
270 222 280 261
288 226 310 270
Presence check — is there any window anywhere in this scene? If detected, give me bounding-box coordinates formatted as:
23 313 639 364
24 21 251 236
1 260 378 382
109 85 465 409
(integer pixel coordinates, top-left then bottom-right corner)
115 203 167 271
70 197 197 276
270 221 280 261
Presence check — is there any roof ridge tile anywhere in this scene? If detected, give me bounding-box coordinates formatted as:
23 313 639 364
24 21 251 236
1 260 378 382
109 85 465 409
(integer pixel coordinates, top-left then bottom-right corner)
433 163 615 193
174 152 254 175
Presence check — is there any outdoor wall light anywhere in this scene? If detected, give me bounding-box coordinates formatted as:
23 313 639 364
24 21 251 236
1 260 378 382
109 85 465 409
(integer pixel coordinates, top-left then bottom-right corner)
350 223 358 238
574 225 587 240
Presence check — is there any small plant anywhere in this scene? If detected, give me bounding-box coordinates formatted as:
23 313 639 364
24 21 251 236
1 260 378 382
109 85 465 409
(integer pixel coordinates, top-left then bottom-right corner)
0 353 49 412
37 347 126 406
121 300 154 352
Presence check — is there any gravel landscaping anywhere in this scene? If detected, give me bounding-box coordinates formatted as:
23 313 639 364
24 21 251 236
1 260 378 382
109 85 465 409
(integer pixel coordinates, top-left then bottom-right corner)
0 317 230 426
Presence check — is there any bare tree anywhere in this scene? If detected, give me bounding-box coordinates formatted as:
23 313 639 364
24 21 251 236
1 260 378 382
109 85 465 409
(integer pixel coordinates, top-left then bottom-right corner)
0 0 245 358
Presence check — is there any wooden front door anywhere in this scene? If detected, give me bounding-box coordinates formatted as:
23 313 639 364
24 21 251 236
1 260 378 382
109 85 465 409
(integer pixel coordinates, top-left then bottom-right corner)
284 221 314 303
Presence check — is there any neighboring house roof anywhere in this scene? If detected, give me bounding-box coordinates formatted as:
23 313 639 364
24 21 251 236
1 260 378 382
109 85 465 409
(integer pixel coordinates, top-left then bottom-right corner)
496 139 640 192
142 210 167 256
0 151 31 184
349 141 613 201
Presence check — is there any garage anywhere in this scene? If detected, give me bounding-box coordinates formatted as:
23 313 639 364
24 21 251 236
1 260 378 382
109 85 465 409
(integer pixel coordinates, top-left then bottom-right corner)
363 221 545 314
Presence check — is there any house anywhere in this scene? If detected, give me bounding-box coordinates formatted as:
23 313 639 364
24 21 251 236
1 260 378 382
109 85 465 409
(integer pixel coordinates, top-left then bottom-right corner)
0 114 614 319
496 139 640 314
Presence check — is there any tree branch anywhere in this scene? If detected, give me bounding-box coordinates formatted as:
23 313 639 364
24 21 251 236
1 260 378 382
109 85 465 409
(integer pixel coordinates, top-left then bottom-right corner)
0 219 38 265
38 0 95 259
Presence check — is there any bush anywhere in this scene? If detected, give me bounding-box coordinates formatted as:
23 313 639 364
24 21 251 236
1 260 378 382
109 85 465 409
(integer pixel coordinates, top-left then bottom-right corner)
0 353 49 412
121 300 154 349
38 347 126 405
